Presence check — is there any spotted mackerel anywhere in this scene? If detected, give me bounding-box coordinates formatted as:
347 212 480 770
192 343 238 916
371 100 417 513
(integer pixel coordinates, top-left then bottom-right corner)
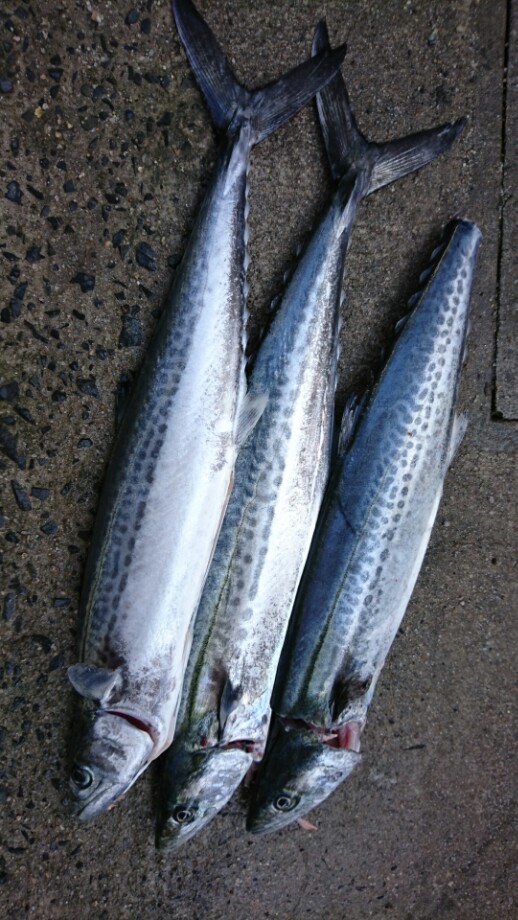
156 21 465 850
247 218 481 834
66 0 348 820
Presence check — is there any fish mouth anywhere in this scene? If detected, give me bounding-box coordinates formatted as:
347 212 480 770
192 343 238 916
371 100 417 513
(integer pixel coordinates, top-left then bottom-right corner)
71 761 148 821
71 778 129 820
246 716 363 834
156 744 253 850
70 710 156 819
155 811 212 852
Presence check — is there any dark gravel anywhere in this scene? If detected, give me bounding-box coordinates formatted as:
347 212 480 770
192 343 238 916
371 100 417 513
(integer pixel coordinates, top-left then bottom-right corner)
0 2 515 919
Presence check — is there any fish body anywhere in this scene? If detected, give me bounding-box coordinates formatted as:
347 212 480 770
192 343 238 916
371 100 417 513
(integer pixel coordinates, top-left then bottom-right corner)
68 0 348 820
156 21 465 850
247 218 482 834
156 167 356 852
69 127 253 816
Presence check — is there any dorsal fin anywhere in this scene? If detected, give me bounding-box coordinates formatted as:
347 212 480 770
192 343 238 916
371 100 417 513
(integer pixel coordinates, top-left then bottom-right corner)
394 221 462 333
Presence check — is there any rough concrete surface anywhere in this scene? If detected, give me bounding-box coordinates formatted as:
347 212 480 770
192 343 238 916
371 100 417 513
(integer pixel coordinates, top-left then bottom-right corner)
496 0 518 417
0 1 516 918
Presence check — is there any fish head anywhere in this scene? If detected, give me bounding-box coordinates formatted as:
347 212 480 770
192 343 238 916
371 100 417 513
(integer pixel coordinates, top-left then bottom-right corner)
69 709 154 820
156 743 252 851
246 717 361 834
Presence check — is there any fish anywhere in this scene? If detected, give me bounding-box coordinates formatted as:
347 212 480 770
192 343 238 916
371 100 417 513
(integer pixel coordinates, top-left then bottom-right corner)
247 217 481 834
66 0 349 821
155 20 465 850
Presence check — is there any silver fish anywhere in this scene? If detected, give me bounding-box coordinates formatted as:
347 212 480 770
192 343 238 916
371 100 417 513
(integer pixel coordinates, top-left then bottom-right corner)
247 217 481 834
67 0 348 820
156 21 465 850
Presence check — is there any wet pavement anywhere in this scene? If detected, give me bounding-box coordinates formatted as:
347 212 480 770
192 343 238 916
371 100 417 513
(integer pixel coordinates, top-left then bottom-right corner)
1 1 516 917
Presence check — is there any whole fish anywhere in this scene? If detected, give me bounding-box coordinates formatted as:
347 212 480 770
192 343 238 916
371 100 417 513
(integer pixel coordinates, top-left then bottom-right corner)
247 218 481 834
156 21 465 850
66 0 348 820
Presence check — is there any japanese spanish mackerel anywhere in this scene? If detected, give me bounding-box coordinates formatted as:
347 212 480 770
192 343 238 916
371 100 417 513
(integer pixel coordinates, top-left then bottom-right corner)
247 218 481 834
156 22 465 850
66 0 349 821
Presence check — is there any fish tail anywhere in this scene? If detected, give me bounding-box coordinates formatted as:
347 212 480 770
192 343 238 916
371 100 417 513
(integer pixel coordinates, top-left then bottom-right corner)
312 20 465 194
173 0 346 146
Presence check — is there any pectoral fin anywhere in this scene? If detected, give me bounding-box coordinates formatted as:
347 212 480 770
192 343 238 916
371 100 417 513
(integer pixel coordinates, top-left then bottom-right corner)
235 391 268 446
331 665 373 723
447 411 469 467
68 663 123 704
219 675 241 736
336 393 367 456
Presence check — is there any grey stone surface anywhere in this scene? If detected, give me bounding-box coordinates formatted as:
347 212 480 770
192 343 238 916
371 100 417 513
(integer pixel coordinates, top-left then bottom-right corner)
0 1 516 918
496 0 518 418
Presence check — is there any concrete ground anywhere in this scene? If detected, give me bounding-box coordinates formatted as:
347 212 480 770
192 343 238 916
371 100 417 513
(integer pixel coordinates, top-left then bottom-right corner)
1 0 516 917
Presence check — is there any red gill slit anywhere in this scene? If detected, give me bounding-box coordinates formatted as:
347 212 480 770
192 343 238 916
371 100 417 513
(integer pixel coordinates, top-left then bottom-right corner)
222 739 257 755
221 739 265 761
106 710 154 738
196 738 261 759
280 716 362 752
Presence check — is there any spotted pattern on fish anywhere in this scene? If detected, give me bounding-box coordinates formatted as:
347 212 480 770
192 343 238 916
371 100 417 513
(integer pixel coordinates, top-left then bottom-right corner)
73 124 252 779
274 220 481 730
167 179 363 766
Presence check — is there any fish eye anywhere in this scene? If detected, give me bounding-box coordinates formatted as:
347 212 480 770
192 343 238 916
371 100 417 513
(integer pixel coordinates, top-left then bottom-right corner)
71 765 94 791
274 792 300 812
171 804 195 825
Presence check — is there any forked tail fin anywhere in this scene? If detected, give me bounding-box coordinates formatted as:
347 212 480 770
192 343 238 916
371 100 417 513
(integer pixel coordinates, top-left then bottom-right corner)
173 0 347 146
312 19 465 194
